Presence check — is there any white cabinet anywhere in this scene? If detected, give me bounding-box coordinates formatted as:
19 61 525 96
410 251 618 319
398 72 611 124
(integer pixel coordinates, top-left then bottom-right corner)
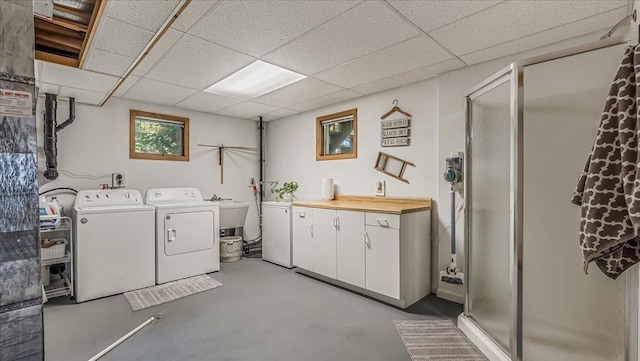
336 210 365 288
262 202 293 268
291 198 431 309
292 206 313 270
365 225 400 299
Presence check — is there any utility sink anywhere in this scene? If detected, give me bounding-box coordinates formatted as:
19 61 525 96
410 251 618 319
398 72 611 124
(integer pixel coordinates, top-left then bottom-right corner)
206 199 249 229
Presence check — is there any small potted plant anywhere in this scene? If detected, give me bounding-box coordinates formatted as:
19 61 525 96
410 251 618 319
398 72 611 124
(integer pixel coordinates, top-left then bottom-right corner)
272 181 299 202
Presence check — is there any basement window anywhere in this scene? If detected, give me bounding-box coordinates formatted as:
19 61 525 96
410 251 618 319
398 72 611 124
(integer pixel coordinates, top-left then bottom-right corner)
130 110 189 161
316 108 357 161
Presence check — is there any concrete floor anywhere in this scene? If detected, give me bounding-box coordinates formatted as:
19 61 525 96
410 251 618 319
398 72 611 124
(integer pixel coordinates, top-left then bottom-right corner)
44 259 462 361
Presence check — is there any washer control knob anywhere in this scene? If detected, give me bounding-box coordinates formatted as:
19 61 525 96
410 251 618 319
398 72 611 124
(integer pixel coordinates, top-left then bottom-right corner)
155 192 161 198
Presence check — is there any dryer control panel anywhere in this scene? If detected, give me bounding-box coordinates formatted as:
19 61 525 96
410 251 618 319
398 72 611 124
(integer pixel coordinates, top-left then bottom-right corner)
145 188 203 204
75 189 143 208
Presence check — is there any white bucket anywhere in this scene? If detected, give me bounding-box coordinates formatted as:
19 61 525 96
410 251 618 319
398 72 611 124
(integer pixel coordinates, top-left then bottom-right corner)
220 236 242 263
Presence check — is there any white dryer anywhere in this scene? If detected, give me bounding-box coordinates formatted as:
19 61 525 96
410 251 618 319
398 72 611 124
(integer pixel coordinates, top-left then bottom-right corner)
73 189 155 303
145 188 220 284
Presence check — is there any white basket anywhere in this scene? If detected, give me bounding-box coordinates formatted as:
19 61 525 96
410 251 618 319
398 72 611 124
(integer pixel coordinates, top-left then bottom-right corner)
41 239 67 260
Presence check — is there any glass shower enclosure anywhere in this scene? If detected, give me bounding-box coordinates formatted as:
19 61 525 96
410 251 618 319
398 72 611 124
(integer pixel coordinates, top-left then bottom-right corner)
463 36 639 361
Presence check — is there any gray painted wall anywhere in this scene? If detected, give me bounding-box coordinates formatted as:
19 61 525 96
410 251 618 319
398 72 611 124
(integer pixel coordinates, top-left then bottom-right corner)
0 0 44 360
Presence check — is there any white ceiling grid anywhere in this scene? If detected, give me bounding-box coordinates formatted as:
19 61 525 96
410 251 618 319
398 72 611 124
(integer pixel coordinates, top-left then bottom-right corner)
35 0 628 120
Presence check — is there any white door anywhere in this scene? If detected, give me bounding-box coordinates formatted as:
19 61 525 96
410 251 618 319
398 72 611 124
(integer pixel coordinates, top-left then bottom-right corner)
365 225 400 299
312 208 337 279
292 207 313 270
336 210 365 288
164 210 214 256
262 205 292 267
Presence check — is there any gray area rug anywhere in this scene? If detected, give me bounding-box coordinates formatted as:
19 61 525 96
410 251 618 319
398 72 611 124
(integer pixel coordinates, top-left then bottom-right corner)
394 320 488 361
124 275 223 311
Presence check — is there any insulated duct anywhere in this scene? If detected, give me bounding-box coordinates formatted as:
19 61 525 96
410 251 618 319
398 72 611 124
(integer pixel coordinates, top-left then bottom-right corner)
43 93 75 180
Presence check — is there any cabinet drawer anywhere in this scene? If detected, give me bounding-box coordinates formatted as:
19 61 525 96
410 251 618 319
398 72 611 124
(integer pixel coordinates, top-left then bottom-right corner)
365 212 399 229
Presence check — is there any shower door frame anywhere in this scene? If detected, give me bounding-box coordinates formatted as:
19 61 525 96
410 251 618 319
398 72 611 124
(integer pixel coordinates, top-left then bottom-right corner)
463 33 639 361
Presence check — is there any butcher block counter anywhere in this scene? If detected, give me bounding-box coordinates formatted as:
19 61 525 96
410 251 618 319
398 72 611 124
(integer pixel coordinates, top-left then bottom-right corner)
292 195 431 215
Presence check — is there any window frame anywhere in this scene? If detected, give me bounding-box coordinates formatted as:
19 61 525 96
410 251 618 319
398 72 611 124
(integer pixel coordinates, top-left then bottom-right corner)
316 108 358 161
129 109 190 162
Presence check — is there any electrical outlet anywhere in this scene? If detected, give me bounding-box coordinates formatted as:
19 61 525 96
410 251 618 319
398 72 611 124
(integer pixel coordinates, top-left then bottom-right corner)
112 173 126 188
248 177 255 187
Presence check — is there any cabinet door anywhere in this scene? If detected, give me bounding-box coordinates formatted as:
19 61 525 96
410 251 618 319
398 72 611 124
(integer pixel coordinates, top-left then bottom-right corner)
312 208 337 279
336 210 365 288
365 225 400 299
262 205 292 267
292 207 313 270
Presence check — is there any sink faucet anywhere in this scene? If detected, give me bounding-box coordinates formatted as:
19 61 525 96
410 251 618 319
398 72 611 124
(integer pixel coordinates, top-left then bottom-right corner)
208 194 232 201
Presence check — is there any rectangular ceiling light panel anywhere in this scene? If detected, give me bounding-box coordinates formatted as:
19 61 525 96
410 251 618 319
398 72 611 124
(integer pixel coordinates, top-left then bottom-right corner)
204 60 306 99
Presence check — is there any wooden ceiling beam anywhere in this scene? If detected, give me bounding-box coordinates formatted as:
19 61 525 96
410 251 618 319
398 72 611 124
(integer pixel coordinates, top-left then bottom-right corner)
36 30 83 51
36 38 81 56
35 14 87 33
35 50 79 68
78 0 106 68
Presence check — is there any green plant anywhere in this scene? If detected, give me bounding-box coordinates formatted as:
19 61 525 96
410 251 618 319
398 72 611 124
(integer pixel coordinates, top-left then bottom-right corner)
272 181 299 201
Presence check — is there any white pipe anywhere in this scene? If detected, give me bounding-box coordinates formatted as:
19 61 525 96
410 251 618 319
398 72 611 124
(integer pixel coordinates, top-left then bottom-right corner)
87 316 155 361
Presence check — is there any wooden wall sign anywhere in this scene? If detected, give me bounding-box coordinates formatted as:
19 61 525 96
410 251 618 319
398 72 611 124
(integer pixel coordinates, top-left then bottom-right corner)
380 100 411 147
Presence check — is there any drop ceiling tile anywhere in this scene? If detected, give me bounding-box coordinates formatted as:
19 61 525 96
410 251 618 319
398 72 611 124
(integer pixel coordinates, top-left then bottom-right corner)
388 0 504 32
429 1 626 56
106 0 180 32
132 28 183 77
215 102 280 119
145 34 254 90
174 91 244 113
268 108 300 118
289 89 362 112
351 58 464 95
171 0 219 32
460 7 626 65
263 1 421 75
123 78 198 106
83 48 135 77
113 75 141 97
252 78 344 108
93 17 154 58
42 62 119 93
315 35 452 88
38 83 59 96
188 0 362 57
59 86 107 105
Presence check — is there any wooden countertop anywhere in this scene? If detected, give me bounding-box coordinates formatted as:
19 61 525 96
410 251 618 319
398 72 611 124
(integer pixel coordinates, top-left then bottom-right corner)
292 195 431 215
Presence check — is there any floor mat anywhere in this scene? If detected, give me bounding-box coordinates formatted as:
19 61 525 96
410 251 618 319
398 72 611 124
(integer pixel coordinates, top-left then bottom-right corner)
394 319 488 361
124 274 222 311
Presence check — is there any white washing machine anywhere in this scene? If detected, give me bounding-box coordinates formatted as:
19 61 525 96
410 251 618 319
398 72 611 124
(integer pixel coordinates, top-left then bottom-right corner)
145 188 220 284
73 189 156 303
262 201 293 268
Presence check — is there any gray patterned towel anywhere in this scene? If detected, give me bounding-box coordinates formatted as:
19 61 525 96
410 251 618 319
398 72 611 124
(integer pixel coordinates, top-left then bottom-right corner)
571 45 640 279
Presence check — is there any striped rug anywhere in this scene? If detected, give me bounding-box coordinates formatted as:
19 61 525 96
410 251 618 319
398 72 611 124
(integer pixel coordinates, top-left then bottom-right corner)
394 319 488 361
124 274 223 311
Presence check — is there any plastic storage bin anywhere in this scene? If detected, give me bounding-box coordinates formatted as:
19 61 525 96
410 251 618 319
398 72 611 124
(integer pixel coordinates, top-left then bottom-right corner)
220 236 242 263
41 238 67 260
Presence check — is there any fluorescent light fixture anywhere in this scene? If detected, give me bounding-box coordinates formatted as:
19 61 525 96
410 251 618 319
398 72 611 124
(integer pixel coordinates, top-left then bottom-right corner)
204 61 306 99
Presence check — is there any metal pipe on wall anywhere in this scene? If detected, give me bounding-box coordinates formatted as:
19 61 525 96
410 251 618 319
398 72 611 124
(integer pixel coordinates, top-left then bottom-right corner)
43 94 76 180
43 93 59 180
